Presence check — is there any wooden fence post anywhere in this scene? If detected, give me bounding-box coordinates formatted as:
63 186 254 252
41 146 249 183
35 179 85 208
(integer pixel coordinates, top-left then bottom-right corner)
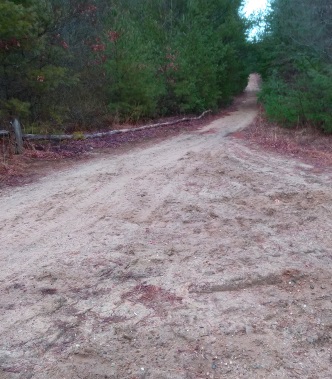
11 118 23 154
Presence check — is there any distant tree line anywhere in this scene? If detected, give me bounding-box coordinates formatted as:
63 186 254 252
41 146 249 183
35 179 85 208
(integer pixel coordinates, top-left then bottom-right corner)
0 0 249 133
256 0 332 133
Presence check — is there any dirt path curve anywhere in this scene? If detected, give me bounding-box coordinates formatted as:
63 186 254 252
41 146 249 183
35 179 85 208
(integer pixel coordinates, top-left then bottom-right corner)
1 75 332 379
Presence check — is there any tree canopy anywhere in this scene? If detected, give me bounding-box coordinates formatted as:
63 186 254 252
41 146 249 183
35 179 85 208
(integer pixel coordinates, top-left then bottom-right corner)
0 0 250 133
256 0 332 132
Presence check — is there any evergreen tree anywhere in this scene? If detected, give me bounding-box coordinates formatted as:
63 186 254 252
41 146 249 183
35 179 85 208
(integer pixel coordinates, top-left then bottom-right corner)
0 0 250 130
257 0 332 132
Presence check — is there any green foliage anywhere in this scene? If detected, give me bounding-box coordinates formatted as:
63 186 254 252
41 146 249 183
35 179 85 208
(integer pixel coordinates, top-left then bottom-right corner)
105 0 249 119
1 0 251 131
105 10 166 121
0 1 38 40
0 0 73 123
255 0 332 132
259 76 300 126
0 98 30 119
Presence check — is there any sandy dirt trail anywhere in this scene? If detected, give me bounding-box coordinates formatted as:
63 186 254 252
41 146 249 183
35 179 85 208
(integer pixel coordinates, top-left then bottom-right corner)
0 76 332 379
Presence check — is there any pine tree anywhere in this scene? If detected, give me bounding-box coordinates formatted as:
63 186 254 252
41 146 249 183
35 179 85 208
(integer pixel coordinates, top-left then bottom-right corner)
257 0 332 132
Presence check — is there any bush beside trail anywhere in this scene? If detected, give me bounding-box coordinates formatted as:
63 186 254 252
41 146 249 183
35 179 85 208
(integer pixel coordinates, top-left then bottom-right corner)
254 0 332 133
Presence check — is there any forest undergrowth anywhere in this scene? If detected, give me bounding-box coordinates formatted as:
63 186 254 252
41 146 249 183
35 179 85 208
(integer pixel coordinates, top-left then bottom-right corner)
233 107 332 171
1 97 332 189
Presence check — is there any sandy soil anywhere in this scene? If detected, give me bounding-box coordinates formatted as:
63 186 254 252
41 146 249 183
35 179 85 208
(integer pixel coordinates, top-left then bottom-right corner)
0 75 332 379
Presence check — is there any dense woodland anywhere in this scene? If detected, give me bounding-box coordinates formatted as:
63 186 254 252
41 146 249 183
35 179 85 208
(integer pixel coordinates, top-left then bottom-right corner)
0 0 248 133
257 0 332 133
0 0 331 134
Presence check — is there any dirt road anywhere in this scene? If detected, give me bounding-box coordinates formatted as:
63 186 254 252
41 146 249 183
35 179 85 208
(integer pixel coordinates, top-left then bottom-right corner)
1 76 332 379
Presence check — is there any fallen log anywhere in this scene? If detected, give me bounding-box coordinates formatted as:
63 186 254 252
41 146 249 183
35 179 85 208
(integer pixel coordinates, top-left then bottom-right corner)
23 110 211 141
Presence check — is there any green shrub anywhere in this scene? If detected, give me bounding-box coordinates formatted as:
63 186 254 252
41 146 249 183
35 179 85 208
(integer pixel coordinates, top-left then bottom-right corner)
0 98 31 120
259 67 332 132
